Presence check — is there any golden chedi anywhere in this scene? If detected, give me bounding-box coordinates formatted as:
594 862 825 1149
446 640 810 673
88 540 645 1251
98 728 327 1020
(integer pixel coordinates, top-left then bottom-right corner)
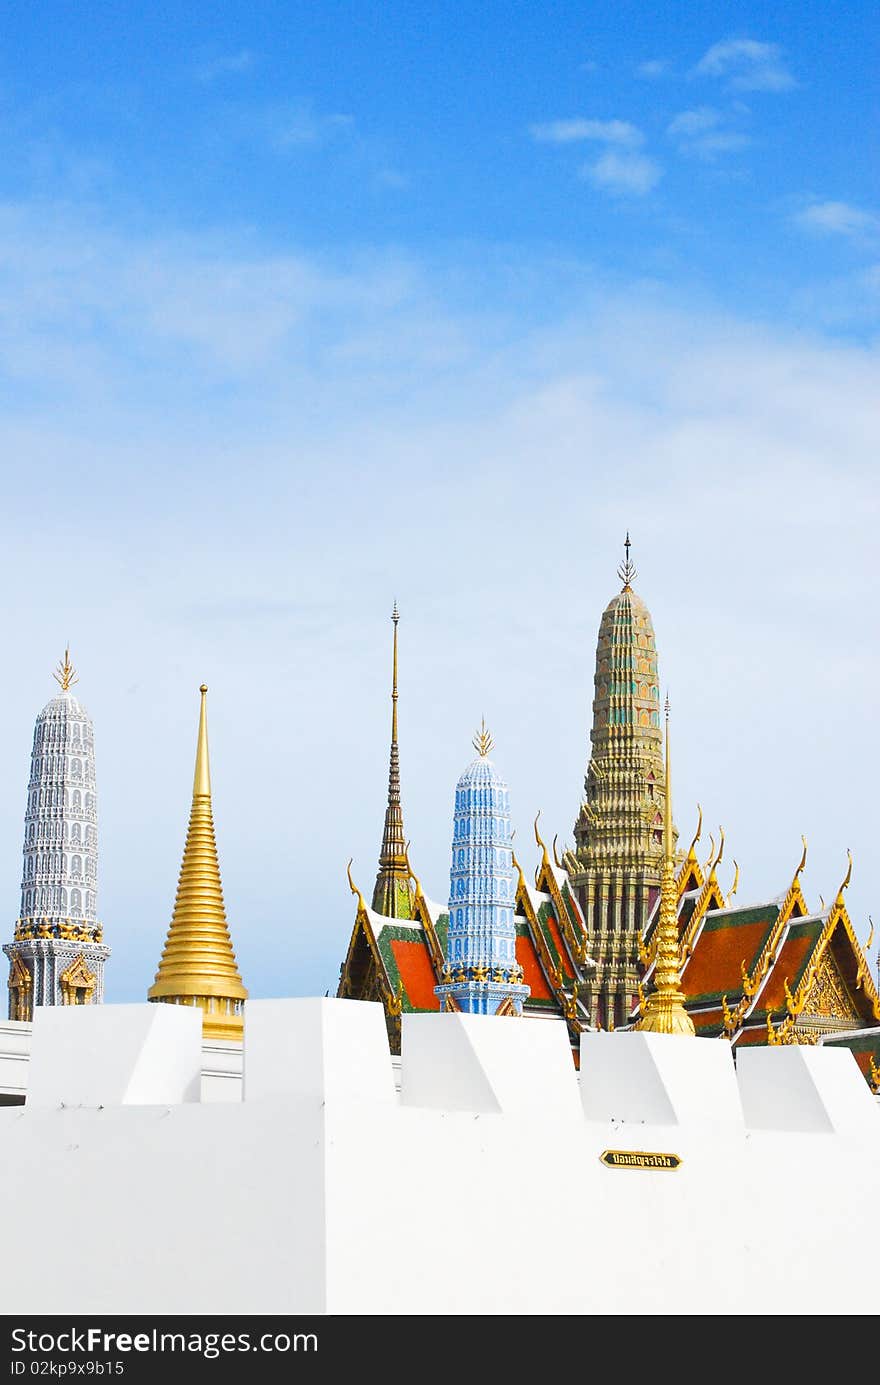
148 685 247 1041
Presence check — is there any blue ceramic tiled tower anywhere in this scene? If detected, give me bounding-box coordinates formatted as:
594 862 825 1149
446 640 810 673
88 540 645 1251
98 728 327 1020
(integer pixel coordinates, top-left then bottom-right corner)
434 723 529 1016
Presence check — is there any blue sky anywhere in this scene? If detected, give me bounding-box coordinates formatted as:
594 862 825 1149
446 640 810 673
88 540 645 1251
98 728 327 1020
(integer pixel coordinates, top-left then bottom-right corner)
0 2 877 1003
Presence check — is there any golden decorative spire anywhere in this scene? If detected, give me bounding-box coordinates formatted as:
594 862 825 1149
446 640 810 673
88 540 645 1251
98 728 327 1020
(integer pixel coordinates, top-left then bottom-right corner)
726 860 740 905
796 835 808 878
148 684 248 1041
347 858 366 913
534 811 550 868
835 849 853 909
403 842 422 902
637 697 695 1036
53 646 78 691
702 834 716 876
617 531 637 591
473 717 494 758
685 804 703 866
372 604 415 917
510 845 527 898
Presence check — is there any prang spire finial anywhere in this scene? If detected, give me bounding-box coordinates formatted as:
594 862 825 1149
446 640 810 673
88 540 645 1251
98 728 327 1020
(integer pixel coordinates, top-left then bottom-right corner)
391 602 400 746
617 532 637 591
53 647 78 692
473 717 494 758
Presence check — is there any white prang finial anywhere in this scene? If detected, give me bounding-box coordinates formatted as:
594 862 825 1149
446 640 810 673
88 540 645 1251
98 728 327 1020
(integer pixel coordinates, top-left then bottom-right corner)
53 647 78 692
472 717 494 758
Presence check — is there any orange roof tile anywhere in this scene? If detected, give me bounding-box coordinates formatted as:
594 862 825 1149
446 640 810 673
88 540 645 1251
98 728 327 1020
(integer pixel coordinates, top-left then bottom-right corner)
734 1026 768 1046
683 916 777 999
545 915 574 979
758 931 816 1012
390 938 441 1011
516 932 553 1000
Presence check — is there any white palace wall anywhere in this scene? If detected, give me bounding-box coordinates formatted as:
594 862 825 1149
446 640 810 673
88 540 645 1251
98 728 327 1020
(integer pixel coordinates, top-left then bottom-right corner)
0 998 878 1316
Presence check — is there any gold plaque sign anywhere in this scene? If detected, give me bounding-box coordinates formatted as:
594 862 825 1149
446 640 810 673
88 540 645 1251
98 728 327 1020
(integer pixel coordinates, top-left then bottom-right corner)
600 1149 681 1170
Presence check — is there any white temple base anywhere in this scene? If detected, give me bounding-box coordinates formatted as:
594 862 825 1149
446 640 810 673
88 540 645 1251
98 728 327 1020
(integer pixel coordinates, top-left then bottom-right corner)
0 998 877 1314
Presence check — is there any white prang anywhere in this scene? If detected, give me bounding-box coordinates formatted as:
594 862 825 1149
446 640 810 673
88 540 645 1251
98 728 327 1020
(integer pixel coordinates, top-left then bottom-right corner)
21 689 99 926
2 684 110 1015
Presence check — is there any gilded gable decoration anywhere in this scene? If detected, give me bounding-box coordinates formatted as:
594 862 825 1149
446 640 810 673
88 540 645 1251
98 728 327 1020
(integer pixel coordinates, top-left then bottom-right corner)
59 954 96 1005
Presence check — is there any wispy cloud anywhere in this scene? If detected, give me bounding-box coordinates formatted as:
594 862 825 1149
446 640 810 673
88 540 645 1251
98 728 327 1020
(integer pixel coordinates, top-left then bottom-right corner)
795 201 879 240
636 59 669 79
376 168 408 190
667 107 750 159
196 50 256 83
530 117 642 148
274 110 355 149
694 39 795 92
584 151 662 196
668 108 721 138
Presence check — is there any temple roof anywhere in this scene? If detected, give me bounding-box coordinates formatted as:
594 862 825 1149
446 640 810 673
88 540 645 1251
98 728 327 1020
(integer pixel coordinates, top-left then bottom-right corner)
339 835 596 1050
681 901 783 1007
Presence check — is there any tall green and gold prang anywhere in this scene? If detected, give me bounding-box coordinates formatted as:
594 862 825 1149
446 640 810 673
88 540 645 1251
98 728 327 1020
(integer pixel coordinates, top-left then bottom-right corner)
566 537 674 1029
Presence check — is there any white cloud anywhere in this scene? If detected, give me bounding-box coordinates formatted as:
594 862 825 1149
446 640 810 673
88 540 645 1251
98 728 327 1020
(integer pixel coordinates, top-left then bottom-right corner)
530 118 642 147
667 108 750 159
694 39 795 92
196 50 255 83
584 151 663 195
667 107 720 137
376 168 408 189
689 132 750 157
636 59 669 78
275 111 355 149
796 201 879 240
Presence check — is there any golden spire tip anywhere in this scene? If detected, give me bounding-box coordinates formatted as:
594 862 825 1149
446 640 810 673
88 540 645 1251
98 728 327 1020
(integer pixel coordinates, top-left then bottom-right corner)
193 682 211 798
53 646 78 692
473 716 494 758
